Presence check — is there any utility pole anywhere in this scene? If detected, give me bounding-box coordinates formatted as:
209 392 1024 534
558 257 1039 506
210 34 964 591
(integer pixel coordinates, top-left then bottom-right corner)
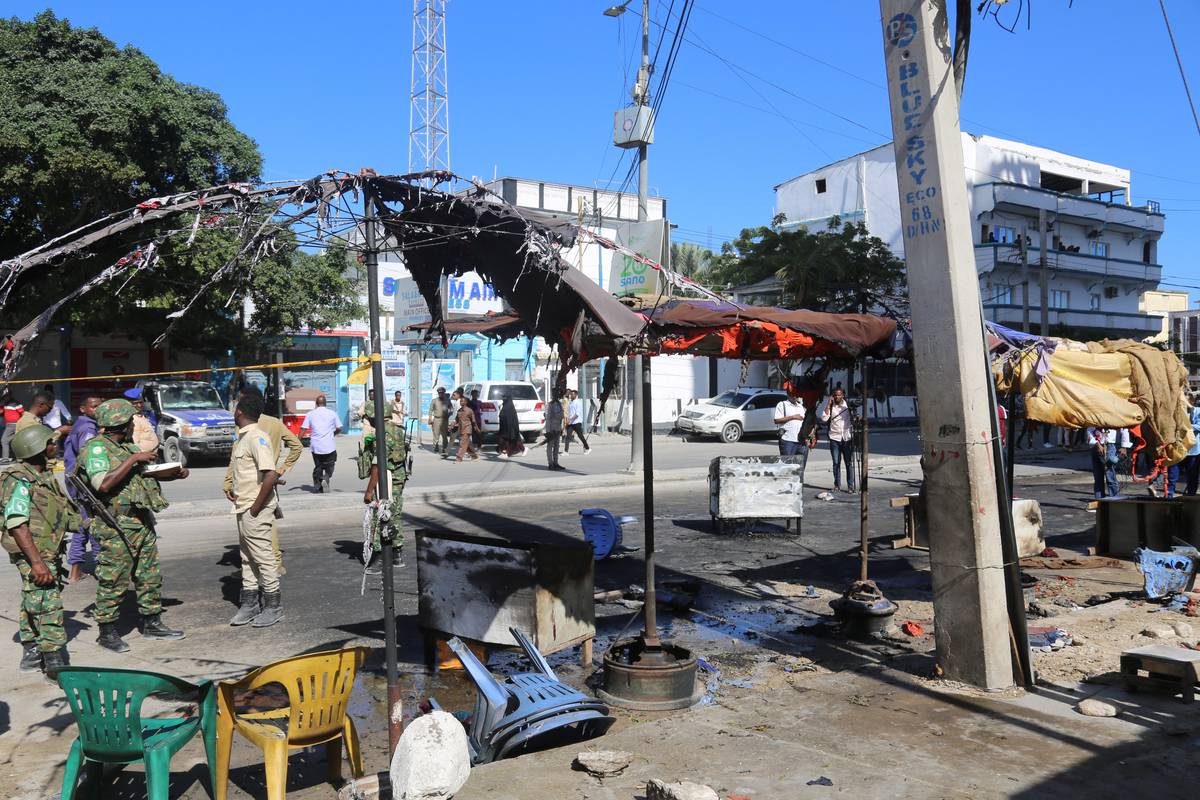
1038 208 1049 336
1020 226 1030 333
628 0 651 473
880 1 1012 689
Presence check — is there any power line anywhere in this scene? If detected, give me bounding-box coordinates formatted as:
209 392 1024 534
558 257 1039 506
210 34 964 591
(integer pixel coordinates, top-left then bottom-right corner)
1159 0 1200 138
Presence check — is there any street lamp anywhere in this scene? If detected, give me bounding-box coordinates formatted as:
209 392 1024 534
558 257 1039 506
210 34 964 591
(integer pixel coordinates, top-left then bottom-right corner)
603 2 630 16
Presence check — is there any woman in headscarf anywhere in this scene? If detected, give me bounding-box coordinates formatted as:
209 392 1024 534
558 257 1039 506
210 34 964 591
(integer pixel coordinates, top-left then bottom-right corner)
497 395 525 458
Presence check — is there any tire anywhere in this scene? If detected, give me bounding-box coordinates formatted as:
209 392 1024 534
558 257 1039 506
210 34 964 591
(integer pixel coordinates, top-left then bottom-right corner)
720 421 743 444
162 437 187 468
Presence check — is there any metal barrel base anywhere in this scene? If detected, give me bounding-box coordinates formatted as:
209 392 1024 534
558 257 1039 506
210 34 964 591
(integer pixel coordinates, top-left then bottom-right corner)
600 636 702 711
831 580 898 639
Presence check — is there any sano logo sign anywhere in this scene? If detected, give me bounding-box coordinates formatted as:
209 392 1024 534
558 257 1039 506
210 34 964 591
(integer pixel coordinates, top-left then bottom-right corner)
607 219 668 297
446 271 504 315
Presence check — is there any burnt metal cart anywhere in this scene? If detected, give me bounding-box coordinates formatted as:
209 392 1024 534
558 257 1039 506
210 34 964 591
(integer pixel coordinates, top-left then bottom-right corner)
708 455 804 535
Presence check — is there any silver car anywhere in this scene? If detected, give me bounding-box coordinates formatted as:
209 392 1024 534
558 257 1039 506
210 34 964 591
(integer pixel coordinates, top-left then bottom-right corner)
676 388 787 443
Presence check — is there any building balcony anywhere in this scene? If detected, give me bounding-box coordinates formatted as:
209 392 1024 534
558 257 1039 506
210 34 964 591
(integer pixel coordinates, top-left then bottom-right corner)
984 304 1163 336
974 243 1162 284
974 182 1165 235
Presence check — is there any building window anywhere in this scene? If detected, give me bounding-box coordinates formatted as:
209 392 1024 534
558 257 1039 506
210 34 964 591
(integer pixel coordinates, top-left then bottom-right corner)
815 178 827 194
989 285 1013 305
1090 293 1101 311
993 226 1016 244
980 224 990 242
1089 240 1109 257
1050 290 1070 309
504 359 527 381
1143 240 1156 264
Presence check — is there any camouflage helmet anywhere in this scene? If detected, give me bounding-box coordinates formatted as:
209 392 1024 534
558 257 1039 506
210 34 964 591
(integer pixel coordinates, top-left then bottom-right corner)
9 425 55 460
95 398 136 428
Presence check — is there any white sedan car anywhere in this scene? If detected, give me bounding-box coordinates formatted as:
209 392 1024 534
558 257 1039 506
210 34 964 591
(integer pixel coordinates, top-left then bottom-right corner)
676 388 788 443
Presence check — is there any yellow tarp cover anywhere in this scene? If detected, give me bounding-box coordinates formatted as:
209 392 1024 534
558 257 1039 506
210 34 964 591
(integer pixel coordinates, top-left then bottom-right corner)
995 338 1194 465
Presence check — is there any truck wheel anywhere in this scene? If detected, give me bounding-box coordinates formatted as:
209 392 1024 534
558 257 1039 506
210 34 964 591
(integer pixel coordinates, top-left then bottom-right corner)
720 421 743 444
162 437 187 468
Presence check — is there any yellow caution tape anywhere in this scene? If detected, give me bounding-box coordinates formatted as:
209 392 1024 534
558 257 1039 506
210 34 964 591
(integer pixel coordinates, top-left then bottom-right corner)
2 354 381 387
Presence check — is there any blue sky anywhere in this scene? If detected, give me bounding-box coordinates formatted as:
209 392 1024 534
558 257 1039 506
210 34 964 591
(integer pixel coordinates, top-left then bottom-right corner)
10 1 1200 296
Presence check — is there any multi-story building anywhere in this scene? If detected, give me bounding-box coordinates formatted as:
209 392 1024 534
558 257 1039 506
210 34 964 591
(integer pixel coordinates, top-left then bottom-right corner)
1141 290 1190 344
774 133 1166 341
1168 308 1200 389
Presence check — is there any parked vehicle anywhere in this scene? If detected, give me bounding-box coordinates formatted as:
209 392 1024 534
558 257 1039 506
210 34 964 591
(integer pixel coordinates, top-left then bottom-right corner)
675 388 787 443
456 381 545 442
137 380 237 466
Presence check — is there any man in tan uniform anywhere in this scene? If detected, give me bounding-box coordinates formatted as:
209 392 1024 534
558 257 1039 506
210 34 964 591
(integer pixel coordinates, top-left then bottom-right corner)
226 394 283 627
123 388 159 453
222 388 301 574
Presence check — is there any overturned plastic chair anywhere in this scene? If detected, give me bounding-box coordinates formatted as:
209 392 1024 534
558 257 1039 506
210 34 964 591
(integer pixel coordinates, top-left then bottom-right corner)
215 646 369 800
447 627 613 764
579 508 639 559
57 666 217 800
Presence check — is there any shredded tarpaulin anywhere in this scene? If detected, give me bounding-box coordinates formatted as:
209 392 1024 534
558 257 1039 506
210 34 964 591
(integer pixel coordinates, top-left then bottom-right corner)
1135 546 1198 600
1027 626 1073 652
996 337 1194 465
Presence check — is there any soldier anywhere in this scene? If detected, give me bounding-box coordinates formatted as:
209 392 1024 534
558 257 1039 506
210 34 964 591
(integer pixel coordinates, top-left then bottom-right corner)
3 425 79 676
82 398 189 653
359 412 408 563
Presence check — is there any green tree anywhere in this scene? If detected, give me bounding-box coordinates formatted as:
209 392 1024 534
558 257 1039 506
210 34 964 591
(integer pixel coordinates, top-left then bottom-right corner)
670 241 714 278
0 12 362 354
707 215 908 315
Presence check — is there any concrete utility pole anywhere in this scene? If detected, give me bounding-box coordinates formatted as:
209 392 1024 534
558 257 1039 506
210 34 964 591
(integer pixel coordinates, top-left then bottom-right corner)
879 1 1012 689
1038 208 1049 336
629 0 651 473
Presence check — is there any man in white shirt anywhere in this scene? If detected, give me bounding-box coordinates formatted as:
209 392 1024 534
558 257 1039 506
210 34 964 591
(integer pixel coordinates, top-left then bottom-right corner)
301 396 342 493
563 389 591 454
1086 426 1131 500
42 385 72 430
773 383 808 465
818 387 856 492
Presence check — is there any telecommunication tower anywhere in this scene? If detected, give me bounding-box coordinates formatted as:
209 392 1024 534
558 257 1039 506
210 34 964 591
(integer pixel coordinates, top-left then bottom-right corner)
409 0 450 176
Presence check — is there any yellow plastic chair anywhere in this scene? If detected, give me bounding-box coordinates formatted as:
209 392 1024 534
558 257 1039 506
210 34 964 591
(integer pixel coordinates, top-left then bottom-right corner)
214 647 369 800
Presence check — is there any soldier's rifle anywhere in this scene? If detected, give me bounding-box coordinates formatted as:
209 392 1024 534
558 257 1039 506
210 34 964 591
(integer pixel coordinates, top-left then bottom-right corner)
65 469 137 564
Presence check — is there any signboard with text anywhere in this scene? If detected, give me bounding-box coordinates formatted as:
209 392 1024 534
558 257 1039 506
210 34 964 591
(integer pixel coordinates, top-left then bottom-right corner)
608 219 668 297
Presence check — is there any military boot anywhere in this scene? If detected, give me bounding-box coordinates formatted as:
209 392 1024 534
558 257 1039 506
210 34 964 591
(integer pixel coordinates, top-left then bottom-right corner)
251 591 283 628
97 622 130 653
19 643 42 672
139 614 185 640
229 589 261 626
42 647 69 679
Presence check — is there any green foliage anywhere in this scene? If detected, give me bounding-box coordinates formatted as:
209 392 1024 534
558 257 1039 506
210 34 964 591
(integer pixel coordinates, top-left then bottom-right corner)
706 215 908 315
0 12 363 354
0 11 261 254
669 241 714 278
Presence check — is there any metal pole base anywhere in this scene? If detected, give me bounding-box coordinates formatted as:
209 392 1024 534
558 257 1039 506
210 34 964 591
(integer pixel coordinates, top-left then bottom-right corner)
599 635 702 711
830 579 898 639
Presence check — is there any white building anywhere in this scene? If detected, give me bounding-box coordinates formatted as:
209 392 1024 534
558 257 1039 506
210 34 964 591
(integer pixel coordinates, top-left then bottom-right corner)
774 134 1166 341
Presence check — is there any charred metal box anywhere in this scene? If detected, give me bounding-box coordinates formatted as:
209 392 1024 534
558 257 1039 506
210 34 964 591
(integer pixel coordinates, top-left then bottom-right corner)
1097 497 1200 557
415 530 595 662
708 456 804 528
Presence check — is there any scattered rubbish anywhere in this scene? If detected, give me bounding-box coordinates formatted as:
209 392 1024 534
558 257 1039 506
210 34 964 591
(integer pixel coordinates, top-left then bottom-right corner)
1028 626 1073 651
1173 621 1194 638
389 710 471 800
1085 593 1113 606
806 776 834 786
697 657 720 705
805 584 818 598
659 580 701 612
1077 698 1119 718
1142 626 1176 639
1041 546 1059 558
778 655 818 673
816 491 836 501
1135 546 1198 600
579 508 640 559
927 724 945 736
646 778 720 800
572 750 633 779
1021 556 1123 570
900 620 925 637
594 589 625 604
1027 601 1052 618
724 678 754 689
848 694 871 707
1052 597 1083 611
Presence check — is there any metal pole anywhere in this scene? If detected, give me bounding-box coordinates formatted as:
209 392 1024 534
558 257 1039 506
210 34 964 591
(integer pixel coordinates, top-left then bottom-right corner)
640 354 659 647
1020 228 1030 333
859 360 870 583
363 187 402 754
1038 208 1049 336
628 0 650 473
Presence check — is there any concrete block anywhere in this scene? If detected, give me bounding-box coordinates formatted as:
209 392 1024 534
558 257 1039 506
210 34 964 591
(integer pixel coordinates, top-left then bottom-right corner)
390 710 471 800
646 779 720 800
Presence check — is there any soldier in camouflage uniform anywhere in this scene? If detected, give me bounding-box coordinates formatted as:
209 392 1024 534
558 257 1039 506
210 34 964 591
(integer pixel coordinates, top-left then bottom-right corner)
359 415 408 562
3 425 79 676
82 399 189 653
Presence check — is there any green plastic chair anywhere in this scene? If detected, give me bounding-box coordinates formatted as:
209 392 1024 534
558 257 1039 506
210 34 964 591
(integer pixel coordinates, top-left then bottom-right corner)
57 666 217 800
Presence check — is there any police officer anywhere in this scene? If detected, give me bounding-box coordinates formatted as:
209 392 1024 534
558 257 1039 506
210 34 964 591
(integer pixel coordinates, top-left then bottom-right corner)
82 398 189 652
3 425 79 676
359 412 408 562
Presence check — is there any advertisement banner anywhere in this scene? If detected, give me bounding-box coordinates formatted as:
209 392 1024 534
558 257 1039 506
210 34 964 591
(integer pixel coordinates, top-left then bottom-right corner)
392 276 431 343
417 358 459 432
446 271 504 316
608 219 669 297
